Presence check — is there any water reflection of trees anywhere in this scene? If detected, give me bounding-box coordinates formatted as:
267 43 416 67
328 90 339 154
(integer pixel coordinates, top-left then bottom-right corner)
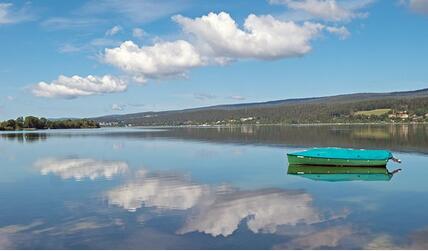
0 133 47 143
4 124 428 153
151 124 428 154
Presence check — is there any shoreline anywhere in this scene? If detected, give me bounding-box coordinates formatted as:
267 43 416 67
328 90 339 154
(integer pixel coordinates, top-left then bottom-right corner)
109 122 428 129
2 122 428 132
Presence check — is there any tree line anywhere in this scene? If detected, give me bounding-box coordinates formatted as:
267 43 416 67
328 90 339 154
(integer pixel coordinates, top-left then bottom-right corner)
96 96 428 126
0 116 100 131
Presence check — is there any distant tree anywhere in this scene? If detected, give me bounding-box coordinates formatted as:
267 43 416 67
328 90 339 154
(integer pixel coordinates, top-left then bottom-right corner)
16 117 24 129
24 116 40 129
39 117 48 129
6 119 16 128
1 116 100 131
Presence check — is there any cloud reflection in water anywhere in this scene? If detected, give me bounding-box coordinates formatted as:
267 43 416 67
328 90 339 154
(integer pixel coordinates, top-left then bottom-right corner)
33 157 348 240
106 168 344 237
35 158 128 181
178 189 322 237
107 170 211 212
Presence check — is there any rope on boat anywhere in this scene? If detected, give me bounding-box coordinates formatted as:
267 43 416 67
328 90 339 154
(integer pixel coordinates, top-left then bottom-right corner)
390 168 402 175
391 156 402 163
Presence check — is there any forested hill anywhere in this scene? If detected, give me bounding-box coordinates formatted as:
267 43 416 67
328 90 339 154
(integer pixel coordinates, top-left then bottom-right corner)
93 88 428 126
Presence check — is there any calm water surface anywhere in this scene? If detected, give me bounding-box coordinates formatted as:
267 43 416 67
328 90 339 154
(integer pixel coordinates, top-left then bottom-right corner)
1 125 428 249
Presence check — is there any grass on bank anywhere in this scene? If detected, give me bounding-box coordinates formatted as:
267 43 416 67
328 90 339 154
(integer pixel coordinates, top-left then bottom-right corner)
354 109 392 116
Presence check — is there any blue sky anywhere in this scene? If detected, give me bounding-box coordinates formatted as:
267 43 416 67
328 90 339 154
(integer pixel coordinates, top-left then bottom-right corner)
0 0 427 120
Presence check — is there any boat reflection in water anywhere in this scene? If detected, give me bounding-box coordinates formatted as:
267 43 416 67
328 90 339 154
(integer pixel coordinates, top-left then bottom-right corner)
287 164 401 182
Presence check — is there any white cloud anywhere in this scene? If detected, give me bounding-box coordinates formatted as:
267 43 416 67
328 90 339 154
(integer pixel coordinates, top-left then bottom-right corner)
6 96 14 101
111 103 125 111
40 0 187 31
228 95 246 100
41 17 104 30
31 75 127 99
269 0 372 22
35 158 128 181
58 39 119 54
80 0 189 23
173 12 325 60
132 28 146 39
0 2 33 25
105 25 122 36
326 25 350 39
0 3 15 24
107 170 211 212
58 43 82 53
90 38 120 47
194 92 216 100
103 40 203 83
102 12 350 83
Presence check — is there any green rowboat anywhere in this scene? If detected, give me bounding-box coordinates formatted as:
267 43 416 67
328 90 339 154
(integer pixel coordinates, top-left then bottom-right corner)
287 147 400 167
287 164 400 182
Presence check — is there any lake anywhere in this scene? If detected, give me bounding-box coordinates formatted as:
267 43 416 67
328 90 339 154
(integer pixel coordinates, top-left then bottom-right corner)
1 124 428 249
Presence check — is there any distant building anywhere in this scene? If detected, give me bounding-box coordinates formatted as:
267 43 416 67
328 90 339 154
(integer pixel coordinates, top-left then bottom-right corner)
397 112 409 119
99 122 119 127
240 117 254 122
389 111 409 119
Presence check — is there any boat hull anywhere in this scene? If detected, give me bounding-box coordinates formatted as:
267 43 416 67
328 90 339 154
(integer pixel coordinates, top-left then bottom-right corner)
287 154 389 167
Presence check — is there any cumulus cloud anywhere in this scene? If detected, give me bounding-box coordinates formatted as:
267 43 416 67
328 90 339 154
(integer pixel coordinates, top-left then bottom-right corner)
0 2 33 25
103 40 203 83
269 0 372 22
173 12 325 60
107 170 211 212
105 25 122 36
35 158 128 181
31 75 127 99
102 12 342 82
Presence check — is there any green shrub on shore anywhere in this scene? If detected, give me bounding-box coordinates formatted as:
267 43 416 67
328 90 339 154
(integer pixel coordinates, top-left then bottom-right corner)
0 116 100 131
